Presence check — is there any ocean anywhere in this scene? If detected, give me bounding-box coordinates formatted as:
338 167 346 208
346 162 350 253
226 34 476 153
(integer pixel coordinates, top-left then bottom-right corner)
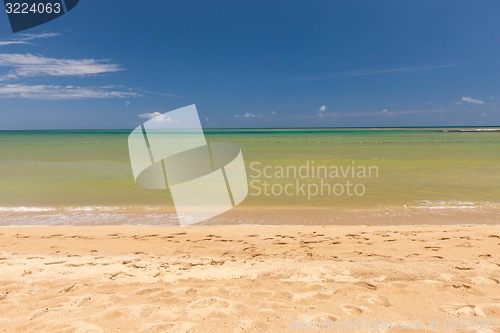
1 128 499 226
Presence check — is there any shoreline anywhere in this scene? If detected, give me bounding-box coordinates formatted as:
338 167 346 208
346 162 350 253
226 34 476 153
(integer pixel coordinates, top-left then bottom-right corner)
1 205 499 227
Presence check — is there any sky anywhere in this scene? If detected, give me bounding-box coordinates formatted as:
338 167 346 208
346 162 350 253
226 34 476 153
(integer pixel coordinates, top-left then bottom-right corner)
0 0 499 129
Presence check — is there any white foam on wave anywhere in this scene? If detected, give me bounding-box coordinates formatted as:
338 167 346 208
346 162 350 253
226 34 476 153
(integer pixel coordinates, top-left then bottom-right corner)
0 206 179 227
413 200 500 210
0 206 169 213
0 207 57 212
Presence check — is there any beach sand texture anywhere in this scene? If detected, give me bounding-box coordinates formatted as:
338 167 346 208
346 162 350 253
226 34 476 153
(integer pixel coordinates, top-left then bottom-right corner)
0 225 498 332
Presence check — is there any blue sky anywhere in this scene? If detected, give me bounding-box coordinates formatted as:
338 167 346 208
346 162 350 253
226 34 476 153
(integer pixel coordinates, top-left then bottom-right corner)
0 0 499 129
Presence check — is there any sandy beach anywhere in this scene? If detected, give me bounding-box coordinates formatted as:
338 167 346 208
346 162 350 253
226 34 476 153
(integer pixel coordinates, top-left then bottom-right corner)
1 0 500 331
0 225 498 332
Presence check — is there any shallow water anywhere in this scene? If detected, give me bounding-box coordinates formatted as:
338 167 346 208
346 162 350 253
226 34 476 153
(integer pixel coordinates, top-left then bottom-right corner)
1 128 499 225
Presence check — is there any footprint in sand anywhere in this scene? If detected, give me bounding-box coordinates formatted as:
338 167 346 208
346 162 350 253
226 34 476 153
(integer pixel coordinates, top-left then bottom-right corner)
341 304 367 316
448 283 471 290
356 282 378 290
439 304 487 317
455 266 473 271
275 234 295 239
44 260 66 265
185 287 197 298
134 287 164 296
356 293 390 307
0 292 9 301
206 234 222 238
186 297 230 312
59 283 78 293
46 234 63 238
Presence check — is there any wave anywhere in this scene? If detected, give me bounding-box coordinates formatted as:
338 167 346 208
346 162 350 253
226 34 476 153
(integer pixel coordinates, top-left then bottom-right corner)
0 206 179 227
440 128 500 132
0 206 169 213
411 200 500 210
1 202 498 227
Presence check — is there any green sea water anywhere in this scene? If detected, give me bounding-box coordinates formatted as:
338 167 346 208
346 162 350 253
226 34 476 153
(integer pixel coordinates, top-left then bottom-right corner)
0 128 499 225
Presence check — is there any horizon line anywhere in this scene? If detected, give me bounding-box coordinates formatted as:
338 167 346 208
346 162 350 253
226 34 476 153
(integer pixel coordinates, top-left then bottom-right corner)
1 125 500 132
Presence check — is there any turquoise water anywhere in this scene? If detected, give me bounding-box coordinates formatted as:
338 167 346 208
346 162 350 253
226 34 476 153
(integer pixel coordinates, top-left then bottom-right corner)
0 128 499 225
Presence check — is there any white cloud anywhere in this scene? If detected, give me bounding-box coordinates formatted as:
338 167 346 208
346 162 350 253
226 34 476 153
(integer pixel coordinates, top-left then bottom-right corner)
0 33 59 47
132 88 179 98
234 112 267 119
381 108 394 116
0 84 138 100
461 96 485 105
139 112 162 119
138 112 172 123
288 64 458 82
0 34 140 102
271 111 277 116
0 41 27 47
0 53 122 80
317 105 328 117
236 112 256 118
